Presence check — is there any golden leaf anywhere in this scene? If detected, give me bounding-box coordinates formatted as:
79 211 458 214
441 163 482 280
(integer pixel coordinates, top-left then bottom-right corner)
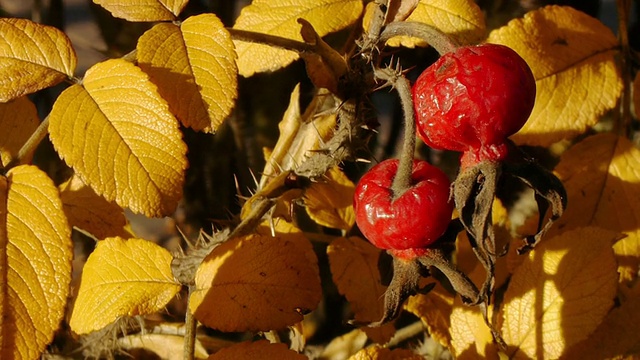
562 283 640 359
69 237 181 334
48 59 188 217
233 0 363 76
59 174 130 239
552 134 640 283
487 5 622 146
93 0 188 21
383 0 486 48
327 237 395 344
304 167 355 230
191 234 321 332
118 333 209 359
320 329 368 359
404 283 454 348
0 165 72 359
0 97 39 166
449 296 497 359
500 227 619 359
208 340 307 360
0 18 76 101
348 345 423 360
137 14 238 133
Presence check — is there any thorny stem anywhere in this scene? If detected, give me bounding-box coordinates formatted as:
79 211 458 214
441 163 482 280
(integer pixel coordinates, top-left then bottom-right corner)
5 115 50 170
380 21 459 56
184 290 197 360
227 28 314 53
616 0 632 137
373 66 415 199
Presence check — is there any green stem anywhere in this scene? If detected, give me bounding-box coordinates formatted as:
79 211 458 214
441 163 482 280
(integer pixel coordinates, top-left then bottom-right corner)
379 21 459 56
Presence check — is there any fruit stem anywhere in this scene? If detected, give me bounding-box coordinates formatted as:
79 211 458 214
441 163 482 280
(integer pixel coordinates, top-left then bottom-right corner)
379 21 459 56
373 66 416 199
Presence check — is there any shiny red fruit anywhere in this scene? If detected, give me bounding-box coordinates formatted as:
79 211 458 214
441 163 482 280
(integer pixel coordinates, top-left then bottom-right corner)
412 43 536 167
353 159 453 252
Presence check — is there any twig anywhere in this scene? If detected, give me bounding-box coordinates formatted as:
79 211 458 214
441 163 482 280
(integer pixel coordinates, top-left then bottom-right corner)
184 288 197 360
380 21 459 56
386 321 425 347
227 28 313 53
5 115 50 170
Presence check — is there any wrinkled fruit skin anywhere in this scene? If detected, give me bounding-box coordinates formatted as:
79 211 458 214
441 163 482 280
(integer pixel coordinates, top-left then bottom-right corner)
353 159 454 252
412 43 536 167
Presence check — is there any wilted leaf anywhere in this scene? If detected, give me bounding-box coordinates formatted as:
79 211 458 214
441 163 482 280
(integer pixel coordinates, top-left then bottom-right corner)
93 0 188 21
305 167 355 230
208 340 307 360
118 333 209 359
137 14 237 133
70 237 181 334
552 134 640 283
191 234 321 332
382 0 486 48
0 18 76 101
0 165 72 359
48 59 188 217
59 174 130 239
298 19 348 94
562 284 640 359
233 0 363 76
404 283 454 348
449 295 497 359
348 344 423 360
487 5 622 146
327 237 395 343
500 227 619 359
0 96 39 166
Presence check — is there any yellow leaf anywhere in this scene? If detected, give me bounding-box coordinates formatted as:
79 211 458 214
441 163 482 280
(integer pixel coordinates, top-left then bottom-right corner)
1 165 72 359
70 237 181 334
634 72 640 121
500 227 619 359
118 333 209 359
384 0 486 48
327 237 395 344
562 283 640 359
0 96 39 166
552 134 640 283
94 0 188 21
191 234 321 332
320 329 368 359
59 174 130 239
348 344 423 360
304 167 355 230
404 283 454 348
449 296 497 359
233 0 363 76
487 6 622 146
48 59 188 217
137 14 238 133
208 340 307 360
0 18 76 101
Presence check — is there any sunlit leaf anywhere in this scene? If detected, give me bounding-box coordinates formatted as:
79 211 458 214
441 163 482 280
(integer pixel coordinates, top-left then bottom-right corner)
562 284 640 359
552 134 640 283
59 174 130 239
404 283 454 348
348 344 423 359
381 0 486 48
69 237 181 334
233 0 363 76
48 59 188 217
0 165 72 359
0 18 76 101
0 97 39 166
137 14 238 133
305 167 355 230
327 237 395 343
320 329 368 359
487 5 622 146
191 234 321 332
118 333 209 359
208 340 307 360
93 0 188 21
449 296 497 359
500 227 619 359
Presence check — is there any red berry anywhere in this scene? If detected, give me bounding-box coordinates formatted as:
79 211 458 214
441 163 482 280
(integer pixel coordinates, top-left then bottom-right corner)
412 43 536 167
353 159 453 252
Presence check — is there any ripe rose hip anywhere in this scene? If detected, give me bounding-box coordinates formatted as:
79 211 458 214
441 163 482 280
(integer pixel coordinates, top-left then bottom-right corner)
353 159 453 252
412 43 536 168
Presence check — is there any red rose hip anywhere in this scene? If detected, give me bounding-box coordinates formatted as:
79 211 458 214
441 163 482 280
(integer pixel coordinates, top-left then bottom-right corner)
353 159 453 252
412 43 536 168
